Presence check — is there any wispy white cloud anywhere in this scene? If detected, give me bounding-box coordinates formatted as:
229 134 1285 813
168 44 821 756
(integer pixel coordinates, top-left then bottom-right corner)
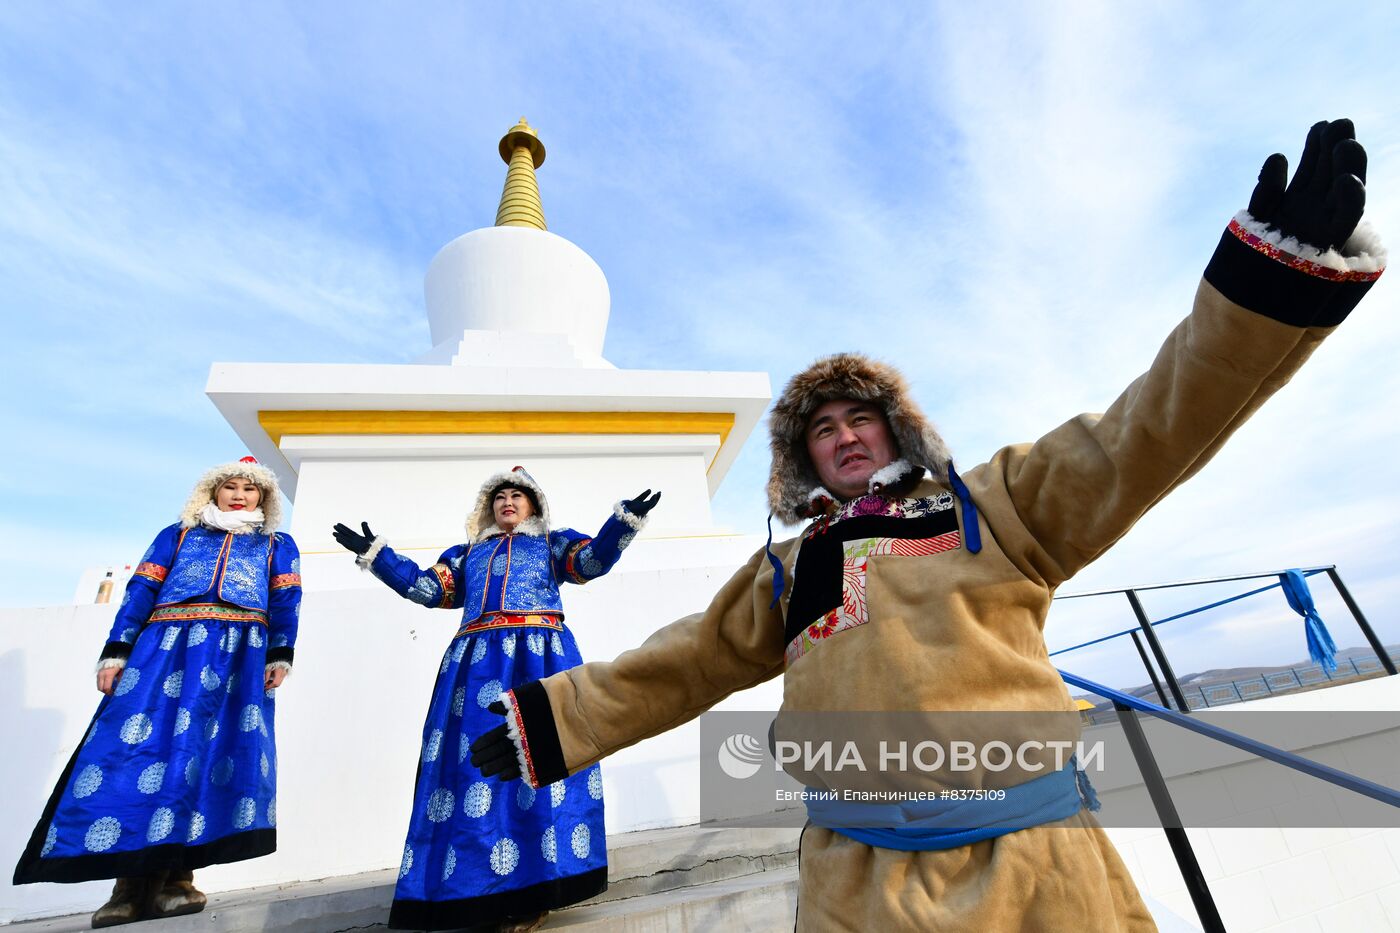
2 1 1399 623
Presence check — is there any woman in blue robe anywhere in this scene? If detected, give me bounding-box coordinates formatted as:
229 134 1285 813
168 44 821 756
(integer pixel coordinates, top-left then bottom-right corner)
14 457 302 928
332 466 658 933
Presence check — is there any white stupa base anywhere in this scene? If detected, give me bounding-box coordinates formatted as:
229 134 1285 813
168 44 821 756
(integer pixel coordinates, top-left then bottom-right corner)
417 328 615 370
206 356 771 593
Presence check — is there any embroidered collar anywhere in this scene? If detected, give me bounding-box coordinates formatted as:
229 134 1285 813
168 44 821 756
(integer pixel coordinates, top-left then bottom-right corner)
805 488 957 538
801 459 927 521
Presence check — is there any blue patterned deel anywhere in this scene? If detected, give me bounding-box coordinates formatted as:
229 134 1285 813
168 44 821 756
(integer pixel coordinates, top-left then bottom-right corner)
392 623 606 909
16 524 301 885
156 528 274 611
28 612 278 866
365 506 641 926
463 535 566 622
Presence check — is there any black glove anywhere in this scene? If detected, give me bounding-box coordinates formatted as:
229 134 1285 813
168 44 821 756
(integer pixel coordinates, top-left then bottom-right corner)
470 701 521 781
1248 118 1367 252
621 489 662 518
331 521 377 557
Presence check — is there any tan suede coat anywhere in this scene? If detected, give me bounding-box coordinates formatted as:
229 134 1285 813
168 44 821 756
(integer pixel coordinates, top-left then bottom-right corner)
523 279 1335 931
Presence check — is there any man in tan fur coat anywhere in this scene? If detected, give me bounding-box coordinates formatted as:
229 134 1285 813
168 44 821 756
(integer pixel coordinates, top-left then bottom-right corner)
472 120 1385 930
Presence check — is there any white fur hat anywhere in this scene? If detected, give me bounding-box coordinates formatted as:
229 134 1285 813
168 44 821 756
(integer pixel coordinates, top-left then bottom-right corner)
179 457 284 534
466 466 551 542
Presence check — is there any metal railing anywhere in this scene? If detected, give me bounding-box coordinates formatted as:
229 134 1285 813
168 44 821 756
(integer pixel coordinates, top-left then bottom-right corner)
1059 668 1400 933
1051 565 1397 930
1051 565 1397 712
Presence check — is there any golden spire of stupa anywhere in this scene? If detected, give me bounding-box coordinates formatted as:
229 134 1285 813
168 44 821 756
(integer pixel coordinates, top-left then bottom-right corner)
494 117 548 230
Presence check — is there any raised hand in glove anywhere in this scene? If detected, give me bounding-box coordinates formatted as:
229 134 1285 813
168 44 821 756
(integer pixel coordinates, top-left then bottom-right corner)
470 701 522 781
621 489 662 518
1249 118 1367 252
331 521 377 556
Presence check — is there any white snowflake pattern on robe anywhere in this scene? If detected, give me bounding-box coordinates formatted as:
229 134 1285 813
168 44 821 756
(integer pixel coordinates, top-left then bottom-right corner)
423 729 443 762
426 788 455 822
571 824 591 859
120 714 153 745
137 762 166 794
464 782 492 818
85 817 121 852
114 667 140 696
147 808 174 842
541 827 557 863
74 765 103 798
477 679 503 709
490 838 519 875
233 797 256 830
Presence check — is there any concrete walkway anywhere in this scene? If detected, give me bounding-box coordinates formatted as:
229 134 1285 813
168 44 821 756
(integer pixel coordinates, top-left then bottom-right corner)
6 825 802 932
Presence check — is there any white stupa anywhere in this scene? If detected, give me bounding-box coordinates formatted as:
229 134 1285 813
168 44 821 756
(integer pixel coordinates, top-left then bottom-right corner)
206 118 771 587
1 122 778 922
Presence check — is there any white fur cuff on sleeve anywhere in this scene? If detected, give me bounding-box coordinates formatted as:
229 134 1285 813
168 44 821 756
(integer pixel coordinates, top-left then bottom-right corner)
499 690 535 787
265 660 293 677
1234 210 1387 274
613 501 648 533
356 535 389 570
95 657 128 674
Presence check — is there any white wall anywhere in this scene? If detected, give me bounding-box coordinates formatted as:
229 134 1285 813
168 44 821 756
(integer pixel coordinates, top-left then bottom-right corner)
1102 676 1400 931
0 541 782 923
285 442 719 548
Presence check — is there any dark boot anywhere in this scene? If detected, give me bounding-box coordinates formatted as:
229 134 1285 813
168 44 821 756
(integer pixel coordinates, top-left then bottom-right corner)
498 911 549 932
90 877 148 928
146 868 207 919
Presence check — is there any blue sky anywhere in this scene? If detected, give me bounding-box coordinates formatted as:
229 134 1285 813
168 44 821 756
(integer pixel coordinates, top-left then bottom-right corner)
2 3 1398 679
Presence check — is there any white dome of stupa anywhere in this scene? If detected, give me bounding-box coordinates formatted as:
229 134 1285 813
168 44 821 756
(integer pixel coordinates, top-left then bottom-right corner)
421 118 612 369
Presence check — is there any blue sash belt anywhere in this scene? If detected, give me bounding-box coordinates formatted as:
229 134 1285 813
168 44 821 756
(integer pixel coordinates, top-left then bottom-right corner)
805 760 1098 851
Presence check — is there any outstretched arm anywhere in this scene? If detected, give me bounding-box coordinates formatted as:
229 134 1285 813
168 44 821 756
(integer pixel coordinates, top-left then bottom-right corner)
333 521 466 610
475 544 787 787
550 489 661 585
970 119 1384 589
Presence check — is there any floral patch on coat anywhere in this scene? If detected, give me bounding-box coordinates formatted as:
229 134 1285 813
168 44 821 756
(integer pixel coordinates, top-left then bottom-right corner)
785 522 962 665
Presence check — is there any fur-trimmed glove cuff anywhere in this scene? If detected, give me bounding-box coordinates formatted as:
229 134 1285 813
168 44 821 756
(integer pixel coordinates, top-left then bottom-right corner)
1206 120 1385 328
96 641 132 672
95 655 128 674
1204 211 1384 328
356 535 389 570
471 682 569 788
617 489 661 530
613 500 650 533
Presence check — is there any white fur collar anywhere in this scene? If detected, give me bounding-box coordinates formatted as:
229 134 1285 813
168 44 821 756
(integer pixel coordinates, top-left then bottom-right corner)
475 515 549 541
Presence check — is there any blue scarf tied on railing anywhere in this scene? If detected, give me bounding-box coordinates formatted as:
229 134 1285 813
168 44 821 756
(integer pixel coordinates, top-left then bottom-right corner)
1280 568 1338 673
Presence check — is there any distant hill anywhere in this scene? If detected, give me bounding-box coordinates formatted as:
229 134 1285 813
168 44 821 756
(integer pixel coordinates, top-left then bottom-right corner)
1071 643 1399 709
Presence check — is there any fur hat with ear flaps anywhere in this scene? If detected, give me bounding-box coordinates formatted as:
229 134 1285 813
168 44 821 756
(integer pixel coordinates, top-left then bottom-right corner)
179 456 284 534
467 466 552 542
767 353 952 524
